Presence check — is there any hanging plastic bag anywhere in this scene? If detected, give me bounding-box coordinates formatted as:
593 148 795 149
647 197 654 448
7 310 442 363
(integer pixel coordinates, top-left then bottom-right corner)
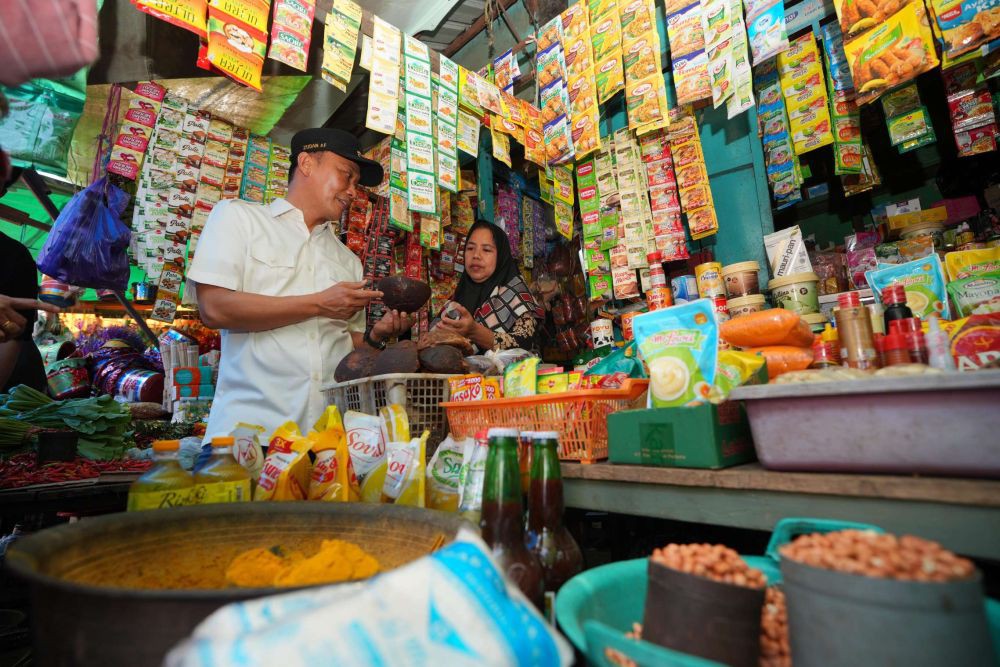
37 176 131 290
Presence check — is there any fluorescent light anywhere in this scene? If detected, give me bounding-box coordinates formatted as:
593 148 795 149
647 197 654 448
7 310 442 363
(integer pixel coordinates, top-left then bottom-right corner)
33 169 75 186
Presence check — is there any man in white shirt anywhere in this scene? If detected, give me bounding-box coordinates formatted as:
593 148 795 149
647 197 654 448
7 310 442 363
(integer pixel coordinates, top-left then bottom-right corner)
188 128 413 439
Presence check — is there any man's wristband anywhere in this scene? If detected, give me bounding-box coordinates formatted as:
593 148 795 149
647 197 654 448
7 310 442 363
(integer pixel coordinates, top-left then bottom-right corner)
364 329 387 350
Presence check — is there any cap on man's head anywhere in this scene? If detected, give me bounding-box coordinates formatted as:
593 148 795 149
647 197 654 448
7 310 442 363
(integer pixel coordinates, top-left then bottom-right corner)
290 128 384 187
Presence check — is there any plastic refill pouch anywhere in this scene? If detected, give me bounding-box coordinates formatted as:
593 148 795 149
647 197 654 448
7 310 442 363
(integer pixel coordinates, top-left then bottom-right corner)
231 422 266 478
633 299 720 407
381 431 428 507
344 411 387 483
255 422 312 501
426 435 469 511
947 273 1000 317
866 255 950 320
308 407 360 502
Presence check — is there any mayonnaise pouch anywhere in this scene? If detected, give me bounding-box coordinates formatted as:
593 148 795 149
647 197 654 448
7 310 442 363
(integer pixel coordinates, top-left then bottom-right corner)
308 407 360 502
866 254 950 320
344 411 386 483
710 350 766 402
382 431 428 507
947 272 1000 317
255 422 312 501
426 435 468 512
633 299 719 407
504 357 540 397
231 422 265 478
944 247 1000 282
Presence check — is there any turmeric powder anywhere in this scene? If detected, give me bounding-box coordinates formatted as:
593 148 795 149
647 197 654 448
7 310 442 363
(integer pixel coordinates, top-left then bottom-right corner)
224 540 379 588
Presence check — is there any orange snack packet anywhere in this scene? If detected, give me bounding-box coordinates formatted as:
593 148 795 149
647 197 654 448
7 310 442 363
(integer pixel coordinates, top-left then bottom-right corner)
255 422 312 501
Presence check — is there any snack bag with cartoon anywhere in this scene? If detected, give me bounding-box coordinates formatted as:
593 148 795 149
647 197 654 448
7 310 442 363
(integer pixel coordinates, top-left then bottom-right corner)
633 299 720 407
866 254 950 320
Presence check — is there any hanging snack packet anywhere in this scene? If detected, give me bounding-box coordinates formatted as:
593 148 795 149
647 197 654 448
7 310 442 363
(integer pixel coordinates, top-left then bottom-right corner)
426 435 469 511
344 410 387 483
944 247 1000 282
504 357 540 397
866 255 950 320
231 422 266 478
381 431 429 506
255 422 312 501
633 300 720 407
308 407 360 502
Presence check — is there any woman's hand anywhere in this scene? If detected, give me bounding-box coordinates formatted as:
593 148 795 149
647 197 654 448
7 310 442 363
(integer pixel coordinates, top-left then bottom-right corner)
371 309 415 342
437 302 475 337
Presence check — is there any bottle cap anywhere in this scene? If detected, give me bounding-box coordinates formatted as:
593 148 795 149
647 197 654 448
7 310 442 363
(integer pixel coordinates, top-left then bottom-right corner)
533 431 560 441
820 323 839 342
883 284 907 306
837 291 861 309
152 439 181 452
487 428 520 439
646 251 662 265
892 317 922 333
211 436 235 447
883 331 907 351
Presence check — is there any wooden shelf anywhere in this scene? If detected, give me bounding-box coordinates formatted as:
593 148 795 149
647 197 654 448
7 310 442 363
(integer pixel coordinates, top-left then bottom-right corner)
64 301 199 317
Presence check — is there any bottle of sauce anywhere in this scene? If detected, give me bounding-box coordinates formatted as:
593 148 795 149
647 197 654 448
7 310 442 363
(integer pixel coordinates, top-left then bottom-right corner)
821 323 841 366
882 284 913 333
481 428 544 608
194 436 252 503
127 440 195 511
882 331 911 366
834 291 877 370
891 317 928 364
645 252 673 311
525 432 584 599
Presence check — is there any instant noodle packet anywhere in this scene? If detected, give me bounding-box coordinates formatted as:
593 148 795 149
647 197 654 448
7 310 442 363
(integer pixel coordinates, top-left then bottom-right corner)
633 299 719 407
255 422 312 501
866 255 950 320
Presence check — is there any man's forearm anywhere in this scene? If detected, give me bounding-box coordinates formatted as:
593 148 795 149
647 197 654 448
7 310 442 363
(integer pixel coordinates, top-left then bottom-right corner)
197 284 318 332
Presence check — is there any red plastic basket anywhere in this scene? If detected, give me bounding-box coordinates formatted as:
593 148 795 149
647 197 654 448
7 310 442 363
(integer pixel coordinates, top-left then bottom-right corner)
440 379 649 463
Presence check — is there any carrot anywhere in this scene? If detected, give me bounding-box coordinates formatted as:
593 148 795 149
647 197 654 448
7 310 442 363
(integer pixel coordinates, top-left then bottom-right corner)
747 346 815 379
721 309 814 347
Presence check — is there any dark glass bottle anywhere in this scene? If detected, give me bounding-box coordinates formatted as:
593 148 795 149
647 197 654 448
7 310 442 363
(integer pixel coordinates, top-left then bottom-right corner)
481 428 545 608
882 283 914 333
524 431 584 593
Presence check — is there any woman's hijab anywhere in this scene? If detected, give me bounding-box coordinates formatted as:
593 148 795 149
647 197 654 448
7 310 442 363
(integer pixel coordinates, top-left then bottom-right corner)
453 220 522 316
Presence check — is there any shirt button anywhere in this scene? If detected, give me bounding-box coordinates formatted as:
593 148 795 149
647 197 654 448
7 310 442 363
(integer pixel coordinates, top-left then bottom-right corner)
309 332 316 341
312 373 319 382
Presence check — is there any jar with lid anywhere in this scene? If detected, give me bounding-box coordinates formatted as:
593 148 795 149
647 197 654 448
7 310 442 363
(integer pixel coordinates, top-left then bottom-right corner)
834 291 877 370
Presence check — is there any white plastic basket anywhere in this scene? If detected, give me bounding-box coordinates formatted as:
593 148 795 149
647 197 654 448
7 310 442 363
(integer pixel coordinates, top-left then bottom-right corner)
321 373 458 448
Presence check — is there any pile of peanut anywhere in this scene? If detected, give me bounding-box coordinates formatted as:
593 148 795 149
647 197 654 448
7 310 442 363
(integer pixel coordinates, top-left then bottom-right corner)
759 587 791 667
780 530 975 582
651 543 768 589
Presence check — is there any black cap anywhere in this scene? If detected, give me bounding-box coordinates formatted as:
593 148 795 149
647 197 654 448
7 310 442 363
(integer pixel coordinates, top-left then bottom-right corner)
290 128 384 187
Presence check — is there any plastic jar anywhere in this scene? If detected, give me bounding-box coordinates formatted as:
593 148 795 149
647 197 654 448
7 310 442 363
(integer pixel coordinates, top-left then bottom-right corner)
768 272 820 315
671 275 699 303
802 312 829 334
900 221 945 251
695 262 725 298
727 294 767 317
721 261 761 298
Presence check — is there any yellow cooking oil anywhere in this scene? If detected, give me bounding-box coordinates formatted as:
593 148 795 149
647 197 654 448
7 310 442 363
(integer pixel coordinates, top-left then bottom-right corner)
194 436 252 503
127 440 196 511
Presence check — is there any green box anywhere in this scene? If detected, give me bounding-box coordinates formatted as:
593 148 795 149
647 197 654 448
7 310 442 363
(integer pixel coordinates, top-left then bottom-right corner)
608 402 757 469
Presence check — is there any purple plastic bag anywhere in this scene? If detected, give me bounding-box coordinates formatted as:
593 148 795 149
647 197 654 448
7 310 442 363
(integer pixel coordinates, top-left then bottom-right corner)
37 177 131 290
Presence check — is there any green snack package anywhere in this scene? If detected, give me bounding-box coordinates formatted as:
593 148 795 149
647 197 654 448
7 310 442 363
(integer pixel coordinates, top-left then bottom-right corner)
633 300 719 408
866 254 950 320
503 357 539 397
947 272 1000 317
584 341 648 379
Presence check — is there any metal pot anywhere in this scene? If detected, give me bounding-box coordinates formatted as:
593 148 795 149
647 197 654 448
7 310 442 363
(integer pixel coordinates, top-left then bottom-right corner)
6 503 468 667
781 557 994 667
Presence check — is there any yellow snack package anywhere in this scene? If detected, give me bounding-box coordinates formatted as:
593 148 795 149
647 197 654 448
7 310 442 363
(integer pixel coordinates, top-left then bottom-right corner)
944 247 1000 282
504 357 540 397
710 350 767 402
379 404 410 444
308 407 361 502
255 422 312 501
482 377 503 399
382 431 429 507
537 372 570 394
449 374 485 401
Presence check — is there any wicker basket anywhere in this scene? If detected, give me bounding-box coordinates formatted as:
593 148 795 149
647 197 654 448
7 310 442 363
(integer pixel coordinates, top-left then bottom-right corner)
321 373 457 448
441 379 649 463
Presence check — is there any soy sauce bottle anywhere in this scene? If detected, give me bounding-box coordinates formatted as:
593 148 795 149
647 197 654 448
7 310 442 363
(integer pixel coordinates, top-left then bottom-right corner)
882 283 913 333
481 428 544 609
525 432 583 596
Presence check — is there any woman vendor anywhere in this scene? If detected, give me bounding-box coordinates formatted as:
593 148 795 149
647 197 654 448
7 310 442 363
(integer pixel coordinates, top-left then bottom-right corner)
437 220 544 352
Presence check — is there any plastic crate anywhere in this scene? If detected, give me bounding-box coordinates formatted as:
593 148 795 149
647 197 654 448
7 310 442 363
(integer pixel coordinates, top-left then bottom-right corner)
440 379 648 463
321 373 457 448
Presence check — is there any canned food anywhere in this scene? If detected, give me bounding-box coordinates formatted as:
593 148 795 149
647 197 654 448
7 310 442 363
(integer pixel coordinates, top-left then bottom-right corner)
712 295 730 323
590 318 614 349
621 311 642 341
646 286 673 311
695 262 725 298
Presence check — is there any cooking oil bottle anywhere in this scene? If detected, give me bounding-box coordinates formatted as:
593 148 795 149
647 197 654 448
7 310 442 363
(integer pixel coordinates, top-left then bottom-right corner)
127 440 195 511
194 436 252 503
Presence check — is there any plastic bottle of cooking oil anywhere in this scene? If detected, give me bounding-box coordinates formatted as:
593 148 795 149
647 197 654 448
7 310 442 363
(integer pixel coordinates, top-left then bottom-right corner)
194 436 252 503
127 440 195 511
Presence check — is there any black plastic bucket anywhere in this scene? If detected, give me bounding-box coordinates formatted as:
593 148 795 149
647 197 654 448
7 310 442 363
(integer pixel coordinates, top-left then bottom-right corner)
642 560 765 667
36 431 79 463
782 557 995 667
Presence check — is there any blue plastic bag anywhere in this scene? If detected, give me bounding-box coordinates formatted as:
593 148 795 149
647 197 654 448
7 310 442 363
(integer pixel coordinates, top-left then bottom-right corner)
37 177 131 290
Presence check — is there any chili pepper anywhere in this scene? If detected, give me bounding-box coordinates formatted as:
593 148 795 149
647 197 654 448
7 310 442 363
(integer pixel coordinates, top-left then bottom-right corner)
0 453 152 489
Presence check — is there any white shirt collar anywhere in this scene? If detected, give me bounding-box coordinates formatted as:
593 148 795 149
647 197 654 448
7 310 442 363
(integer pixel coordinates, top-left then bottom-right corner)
268 198 332 235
